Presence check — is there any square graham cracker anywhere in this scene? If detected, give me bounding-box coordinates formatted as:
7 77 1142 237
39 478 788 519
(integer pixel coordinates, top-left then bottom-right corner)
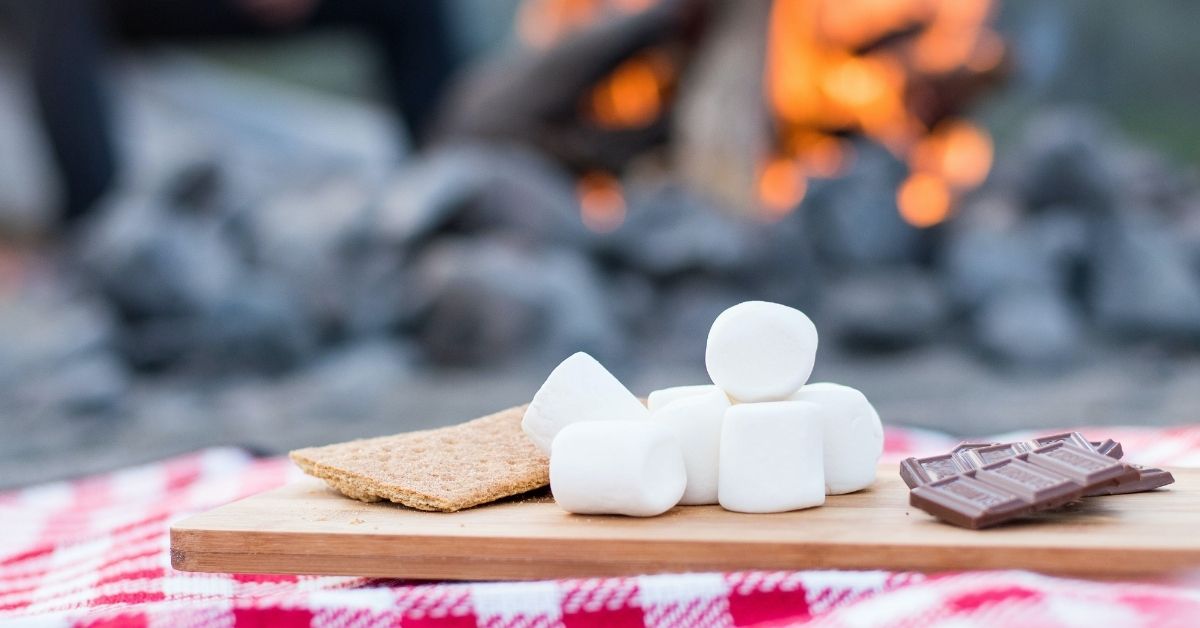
289 405 548 512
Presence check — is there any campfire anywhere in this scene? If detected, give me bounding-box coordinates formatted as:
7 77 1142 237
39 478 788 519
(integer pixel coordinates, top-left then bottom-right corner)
7 0 1200 450
462 0 1005 228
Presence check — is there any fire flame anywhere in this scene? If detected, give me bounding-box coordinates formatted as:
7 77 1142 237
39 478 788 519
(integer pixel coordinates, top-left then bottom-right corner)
758 157 808 218
519 0 1002 228
764 0 1001 226
911 119 993 188
578 171 627 233
517 0 674 130
589 52 674 129
897 171 950 228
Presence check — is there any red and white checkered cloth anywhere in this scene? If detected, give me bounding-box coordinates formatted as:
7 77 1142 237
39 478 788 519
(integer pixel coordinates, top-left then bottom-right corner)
4 426 1200 627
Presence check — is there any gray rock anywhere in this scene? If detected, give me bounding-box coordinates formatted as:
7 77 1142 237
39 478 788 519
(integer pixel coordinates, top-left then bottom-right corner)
942 198 1094 309
1014 108 1121 212
119 275 315 373
284 340 414 421
247 173 372 264
1007 106 1195 214
974 287 1082 367
375 149 476 246
82 195 246 320
803 141 922 268
0 285 116 379
1176 195 1200 270
81 167 414 372
0 270 128 416
1113 145 1196 212
1089 213 1200 342
336 247 412 337
606 270 658 331
245 173 375 333
1025 208 1091 269
200 276 317 371
376 144 588 249
410 238 620 366
601 182 758 278
21 353 130 416
744 209 822 307
942 221 1060 310
644 280 751 364
822 269 949 350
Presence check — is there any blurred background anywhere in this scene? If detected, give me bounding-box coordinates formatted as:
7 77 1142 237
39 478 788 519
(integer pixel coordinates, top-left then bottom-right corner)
2 0 1199 488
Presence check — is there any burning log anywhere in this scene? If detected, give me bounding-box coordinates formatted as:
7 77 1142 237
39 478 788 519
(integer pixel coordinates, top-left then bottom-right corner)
672 0 775 213
438 0 1007 224
434 0 704 172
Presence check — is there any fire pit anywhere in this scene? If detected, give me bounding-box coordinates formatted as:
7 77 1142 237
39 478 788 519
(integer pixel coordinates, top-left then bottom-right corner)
2 0 1200 488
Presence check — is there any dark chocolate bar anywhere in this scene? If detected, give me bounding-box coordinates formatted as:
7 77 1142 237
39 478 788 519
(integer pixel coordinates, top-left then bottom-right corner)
900 433 1170 496
908 439 1134 529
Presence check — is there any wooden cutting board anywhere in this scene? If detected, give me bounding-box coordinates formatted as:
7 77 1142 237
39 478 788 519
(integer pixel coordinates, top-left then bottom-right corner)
171 465 1195 580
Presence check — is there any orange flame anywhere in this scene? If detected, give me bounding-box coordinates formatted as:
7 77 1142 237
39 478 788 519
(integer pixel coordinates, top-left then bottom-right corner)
589 53 671 129
758 157 808 218
764 0 999 225
911 119 994 189
791 133 852 178
519 0 1000 227
578 171 627 233
897 171 950 228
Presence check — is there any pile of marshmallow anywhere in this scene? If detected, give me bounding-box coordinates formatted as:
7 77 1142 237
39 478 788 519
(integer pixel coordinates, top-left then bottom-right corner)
522 300 884 516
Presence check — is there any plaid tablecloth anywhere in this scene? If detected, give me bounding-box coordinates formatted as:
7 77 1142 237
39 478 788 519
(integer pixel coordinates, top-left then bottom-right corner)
3 426 1200 627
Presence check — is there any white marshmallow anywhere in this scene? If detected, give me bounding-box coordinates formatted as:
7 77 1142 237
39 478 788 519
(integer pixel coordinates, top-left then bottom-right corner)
550 421 686 517
790 383 884 495
718 401 825 513
522 352 650 454
653 389 730 505
705 301 818 402
647 384 725 413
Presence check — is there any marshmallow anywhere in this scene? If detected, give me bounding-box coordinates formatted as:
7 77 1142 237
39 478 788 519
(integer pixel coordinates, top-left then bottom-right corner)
522 352 650 454
705 301 818 403
790 383 884 495
718 401 825 513
653 389 730 505
647 384 725 413
550 421 686 517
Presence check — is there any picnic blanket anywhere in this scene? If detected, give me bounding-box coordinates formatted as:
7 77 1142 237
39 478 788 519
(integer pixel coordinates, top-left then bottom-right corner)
4 426 1200 627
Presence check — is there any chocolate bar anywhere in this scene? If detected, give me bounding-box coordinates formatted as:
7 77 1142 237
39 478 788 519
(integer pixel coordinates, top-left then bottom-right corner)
908 437 1136 529
900 433 1170 496
1084 464 1175 496
949 437 1119 459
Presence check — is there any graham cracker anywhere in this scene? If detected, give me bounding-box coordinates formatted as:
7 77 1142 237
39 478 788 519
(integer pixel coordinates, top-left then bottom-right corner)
289 405 547 512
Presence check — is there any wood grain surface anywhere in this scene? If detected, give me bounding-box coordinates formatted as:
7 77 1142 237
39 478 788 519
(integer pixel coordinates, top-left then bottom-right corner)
171 465 1196 580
